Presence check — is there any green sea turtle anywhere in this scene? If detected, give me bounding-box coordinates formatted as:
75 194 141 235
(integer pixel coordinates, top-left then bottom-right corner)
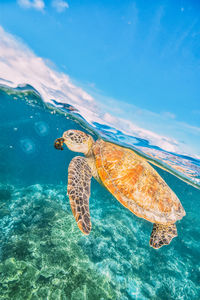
54 130 186 249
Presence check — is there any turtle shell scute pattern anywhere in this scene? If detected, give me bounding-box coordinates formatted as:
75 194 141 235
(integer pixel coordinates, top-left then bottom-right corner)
93 140 185 224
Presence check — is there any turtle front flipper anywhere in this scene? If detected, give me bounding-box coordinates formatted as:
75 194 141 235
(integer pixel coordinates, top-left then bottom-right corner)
67 156 92 234
149 223 178 249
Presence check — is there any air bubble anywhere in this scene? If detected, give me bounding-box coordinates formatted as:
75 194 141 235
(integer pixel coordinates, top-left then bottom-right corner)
20 138 35 154
34 121 49 136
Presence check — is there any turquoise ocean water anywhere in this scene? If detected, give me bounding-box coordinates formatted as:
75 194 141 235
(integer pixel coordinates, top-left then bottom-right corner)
0 84 200 299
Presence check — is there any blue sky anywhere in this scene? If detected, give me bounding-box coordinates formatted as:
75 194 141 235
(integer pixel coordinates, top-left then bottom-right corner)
0 0 200 155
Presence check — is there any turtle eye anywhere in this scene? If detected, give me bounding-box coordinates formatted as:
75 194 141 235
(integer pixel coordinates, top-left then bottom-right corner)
69 132 73 136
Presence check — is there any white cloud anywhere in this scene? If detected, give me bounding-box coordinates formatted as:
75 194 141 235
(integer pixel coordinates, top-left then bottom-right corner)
0 26 95 112
103 113 180 153
52 0 69 13
162 111 176 119
18 0 45 11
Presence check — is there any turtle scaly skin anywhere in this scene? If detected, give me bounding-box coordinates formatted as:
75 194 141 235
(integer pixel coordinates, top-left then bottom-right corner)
67 156 92 234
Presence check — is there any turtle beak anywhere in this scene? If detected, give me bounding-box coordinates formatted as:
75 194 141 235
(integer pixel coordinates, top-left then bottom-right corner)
54 138 64 150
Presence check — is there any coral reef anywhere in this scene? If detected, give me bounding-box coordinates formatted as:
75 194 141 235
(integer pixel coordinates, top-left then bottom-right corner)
0 181 200 299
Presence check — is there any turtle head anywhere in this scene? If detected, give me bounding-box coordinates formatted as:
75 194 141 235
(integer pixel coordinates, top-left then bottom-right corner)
54 130 94 154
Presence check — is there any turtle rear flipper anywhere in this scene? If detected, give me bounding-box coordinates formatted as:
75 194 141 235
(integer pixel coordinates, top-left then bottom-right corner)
67 156 92 234
150 223 177 249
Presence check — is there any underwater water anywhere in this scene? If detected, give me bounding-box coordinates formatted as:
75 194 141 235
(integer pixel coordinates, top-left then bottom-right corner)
0 86 200 300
